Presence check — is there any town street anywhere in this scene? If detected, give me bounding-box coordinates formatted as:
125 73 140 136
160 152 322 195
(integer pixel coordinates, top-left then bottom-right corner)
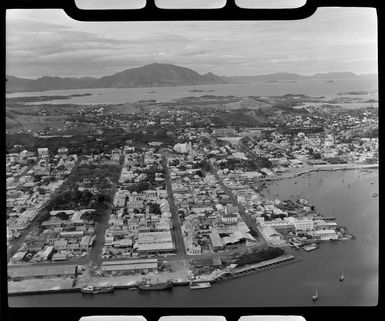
161 154 186 256
208 160 267 246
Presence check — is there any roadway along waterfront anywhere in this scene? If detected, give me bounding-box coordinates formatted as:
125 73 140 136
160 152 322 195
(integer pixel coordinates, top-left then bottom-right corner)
161 153 186 256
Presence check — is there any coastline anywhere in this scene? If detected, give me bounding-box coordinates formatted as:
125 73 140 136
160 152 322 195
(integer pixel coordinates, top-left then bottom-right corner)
8 166 378 300
261 163 378 182
8 253 302 296
8 168 378 306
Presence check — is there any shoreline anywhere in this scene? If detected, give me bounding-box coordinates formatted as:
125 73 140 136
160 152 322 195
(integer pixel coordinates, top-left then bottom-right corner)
261 163 378 182
8 253 301 296
8 166 377 298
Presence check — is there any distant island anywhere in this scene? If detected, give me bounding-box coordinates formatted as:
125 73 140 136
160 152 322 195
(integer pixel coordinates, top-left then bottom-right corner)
6 63 377 93
337 91 369 96
266 80 298 83
188 89 215 93
6 93 92 103
6 63 226 93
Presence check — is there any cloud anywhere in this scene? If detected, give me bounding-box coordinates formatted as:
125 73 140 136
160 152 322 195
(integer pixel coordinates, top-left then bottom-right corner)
6 7 378 78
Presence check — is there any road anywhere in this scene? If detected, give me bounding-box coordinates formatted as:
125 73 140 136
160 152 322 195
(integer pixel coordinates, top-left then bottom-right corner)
208 160 266 246
161 154 186 256
88 163 123 268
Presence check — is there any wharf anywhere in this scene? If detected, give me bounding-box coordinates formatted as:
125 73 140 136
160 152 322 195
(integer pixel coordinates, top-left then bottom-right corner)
212 254 302 283
261 163 378 182
8 287 80 296
8 255 302 295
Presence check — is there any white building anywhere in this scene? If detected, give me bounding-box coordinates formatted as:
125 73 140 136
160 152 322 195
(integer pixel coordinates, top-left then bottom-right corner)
262 226 281 242
173 142 192 154
221 213 238 224
37 148 49 157
310 229 338 241
289 218 314 232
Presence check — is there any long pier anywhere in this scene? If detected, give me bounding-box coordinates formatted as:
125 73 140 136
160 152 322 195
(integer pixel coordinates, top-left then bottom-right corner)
261 163 378 182
8 255 302 295
212 254 302 283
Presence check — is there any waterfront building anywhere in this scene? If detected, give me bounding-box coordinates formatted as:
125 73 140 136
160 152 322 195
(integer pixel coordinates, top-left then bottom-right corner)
289 218 314 232
310 229 339 241
8 264 78 281
261 226 282 242
209 229 224 250
10 251 27 264
100 259 158 275
137 231 175 255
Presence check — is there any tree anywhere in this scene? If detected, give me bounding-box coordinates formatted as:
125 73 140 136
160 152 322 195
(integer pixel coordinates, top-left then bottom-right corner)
149 203 161 215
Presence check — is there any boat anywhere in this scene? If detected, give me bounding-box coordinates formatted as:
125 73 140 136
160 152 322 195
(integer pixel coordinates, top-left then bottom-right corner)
189 281 212 290
312 289 319 301
137 279 173 291
339 272 345 281
81 285 114 294
372 193 378 197
303 243 319 252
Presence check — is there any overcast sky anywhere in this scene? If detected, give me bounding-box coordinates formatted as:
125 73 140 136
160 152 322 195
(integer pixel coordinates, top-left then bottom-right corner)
6 7 377 78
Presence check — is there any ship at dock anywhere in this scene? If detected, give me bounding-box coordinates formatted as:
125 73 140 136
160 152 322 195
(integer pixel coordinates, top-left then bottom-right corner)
137 278 173 291
302 243 319 252
189 281 212 290
80 285 114 294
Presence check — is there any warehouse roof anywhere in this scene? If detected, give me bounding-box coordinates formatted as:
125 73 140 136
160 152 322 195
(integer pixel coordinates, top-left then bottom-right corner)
101 263 157 272
8 265 77 278
137 242 175 252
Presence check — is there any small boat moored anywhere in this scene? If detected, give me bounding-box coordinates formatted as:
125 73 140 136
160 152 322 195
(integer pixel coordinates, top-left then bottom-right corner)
81 285 115 294
303 243 319 252
339 272 345 281
312 289 319 302
189 281 212 290
137 278 173 291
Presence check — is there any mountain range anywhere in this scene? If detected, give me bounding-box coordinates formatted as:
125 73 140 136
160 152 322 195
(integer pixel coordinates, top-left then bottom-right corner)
6 63 377 93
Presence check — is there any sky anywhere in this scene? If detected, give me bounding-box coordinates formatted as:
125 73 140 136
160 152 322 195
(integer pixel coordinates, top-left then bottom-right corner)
6 7 377 78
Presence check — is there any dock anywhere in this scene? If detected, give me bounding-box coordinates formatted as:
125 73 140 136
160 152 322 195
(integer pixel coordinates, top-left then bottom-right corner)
212 254 302 283
8 255 303 295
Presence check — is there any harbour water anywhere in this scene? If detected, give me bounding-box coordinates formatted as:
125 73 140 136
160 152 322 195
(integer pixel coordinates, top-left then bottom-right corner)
9 169 378 307
6 78 378 105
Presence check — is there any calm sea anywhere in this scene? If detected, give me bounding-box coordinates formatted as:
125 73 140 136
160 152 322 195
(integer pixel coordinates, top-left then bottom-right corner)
6 78 378 105
9 169 378 307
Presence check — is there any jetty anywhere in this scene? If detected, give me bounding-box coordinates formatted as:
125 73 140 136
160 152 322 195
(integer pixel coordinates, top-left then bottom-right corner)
212 254 302 283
